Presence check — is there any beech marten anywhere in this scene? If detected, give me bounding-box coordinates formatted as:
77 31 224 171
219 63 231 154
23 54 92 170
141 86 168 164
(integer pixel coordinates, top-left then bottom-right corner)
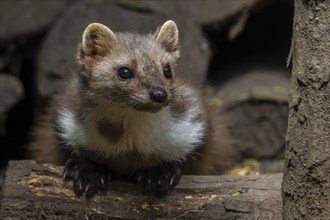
29 20 235 197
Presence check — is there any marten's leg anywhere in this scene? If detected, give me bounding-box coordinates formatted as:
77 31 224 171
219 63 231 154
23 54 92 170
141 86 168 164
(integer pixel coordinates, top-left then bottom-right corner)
133 161 182 194
63 152 111 197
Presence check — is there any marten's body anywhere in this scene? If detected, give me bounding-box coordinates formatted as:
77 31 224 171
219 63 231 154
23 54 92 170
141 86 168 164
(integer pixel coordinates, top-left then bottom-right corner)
29 21 235 196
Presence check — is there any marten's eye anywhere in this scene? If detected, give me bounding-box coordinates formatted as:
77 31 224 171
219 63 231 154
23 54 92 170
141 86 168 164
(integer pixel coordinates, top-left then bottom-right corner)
117 67 134 80
163 64 172 79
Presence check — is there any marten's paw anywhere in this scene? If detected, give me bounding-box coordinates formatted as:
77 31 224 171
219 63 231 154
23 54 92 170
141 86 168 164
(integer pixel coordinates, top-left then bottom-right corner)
63 156 111 197
134 162 182 193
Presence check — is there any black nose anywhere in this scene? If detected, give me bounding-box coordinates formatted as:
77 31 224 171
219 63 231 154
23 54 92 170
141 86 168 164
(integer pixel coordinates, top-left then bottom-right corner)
149 88 168 103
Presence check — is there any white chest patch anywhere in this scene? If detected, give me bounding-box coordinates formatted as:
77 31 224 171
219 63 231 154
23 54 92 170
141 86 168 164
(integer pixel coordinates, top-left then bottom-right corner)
57 103 206 162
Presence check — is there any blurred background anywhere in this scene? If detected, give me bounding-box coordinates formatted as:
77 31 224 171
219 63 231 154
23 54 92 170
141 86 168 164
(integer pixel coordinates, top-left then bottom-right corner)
0 0 293 186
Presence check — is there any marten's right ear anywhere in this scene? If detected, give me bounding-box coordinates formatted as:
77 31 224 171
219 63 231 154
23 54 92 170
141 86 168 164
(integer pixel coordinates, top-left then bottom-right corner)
80 23 116 59
155 20 180 59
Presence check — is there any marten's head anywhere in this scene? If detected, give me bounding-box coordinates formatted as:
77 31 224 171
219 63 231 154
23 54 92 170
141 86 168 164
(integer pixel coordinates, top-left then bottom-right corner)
77 20 180 113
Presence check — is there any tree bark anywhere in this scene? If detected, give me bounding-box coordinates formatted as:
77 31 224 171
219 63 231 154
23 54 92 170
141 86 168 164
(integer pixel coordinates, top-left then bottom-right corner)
1 160 283 219
282 0 330 219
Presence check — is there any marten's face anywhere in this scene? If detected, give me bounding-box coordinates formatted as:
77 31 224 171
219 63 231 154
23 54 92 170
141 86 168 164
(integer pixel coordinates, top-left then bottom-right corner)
78 22 180 113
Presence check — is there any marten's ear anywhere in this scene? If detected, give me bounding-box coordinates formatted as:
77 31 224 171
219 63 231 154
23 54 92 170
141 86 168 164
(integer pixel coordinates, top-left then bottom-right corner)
155 20 180 58
81 23 116 58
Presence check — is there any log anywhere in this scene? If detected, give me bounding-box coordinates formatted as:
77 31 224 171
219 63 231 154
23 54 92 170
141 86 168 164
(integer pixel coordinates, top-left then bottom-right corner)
219 71 289 160
1 160 283 219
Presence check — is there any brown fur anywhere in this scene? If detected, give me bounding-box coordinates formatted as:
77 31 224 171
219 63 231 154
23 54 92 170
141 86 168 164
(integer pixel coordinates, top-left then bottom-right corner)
28 21 236 175
97 119 124 143
184 104 236 174
28 105 69 165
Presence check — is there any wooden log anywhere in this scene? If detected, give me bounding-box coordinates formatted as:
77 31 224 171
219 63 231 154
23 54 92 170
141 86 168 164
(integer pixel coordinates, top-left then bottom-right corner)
1 160 283 219
219 71 289 160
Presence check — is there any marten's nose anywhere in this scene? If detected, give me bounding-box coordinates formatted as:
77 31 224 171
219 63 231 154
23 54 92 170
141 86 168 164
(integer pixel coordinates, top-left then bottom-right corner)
149 88 167 103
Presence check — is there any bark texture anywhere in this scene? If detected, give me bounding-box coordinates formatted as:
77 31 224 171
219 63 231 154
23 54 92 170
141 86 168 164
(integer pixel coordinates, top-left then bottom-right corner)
282 0 330 219
1 160 283 219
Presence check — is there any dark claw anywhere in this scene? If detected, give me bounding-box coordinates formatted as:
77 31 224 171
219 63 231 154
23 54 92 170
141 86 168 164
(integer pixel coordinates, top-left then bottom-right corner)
63 155 111 197
85 183 98 198
133 161 182 194
63 158 80 180
134 170 145 185
169 166 181 187
73 175 85 196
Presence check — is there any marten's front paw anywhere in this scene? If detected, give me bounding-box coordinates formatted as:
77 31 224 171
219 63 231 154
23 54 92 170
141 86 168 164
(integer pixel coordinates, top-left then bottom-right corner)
134 162 182 193
63 156 111 197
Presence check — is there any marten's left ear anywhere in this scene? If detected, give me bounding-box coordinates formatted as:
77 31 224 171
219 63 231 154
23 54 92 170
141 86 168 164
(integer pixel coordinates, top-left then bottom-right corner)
81 23 117 59
155 20 180 59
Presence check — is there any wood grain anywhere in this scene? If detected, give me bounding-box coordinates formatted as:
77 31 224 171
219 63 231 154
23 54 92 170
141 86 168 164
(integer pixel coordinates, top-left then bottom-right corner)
1 160 283 219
